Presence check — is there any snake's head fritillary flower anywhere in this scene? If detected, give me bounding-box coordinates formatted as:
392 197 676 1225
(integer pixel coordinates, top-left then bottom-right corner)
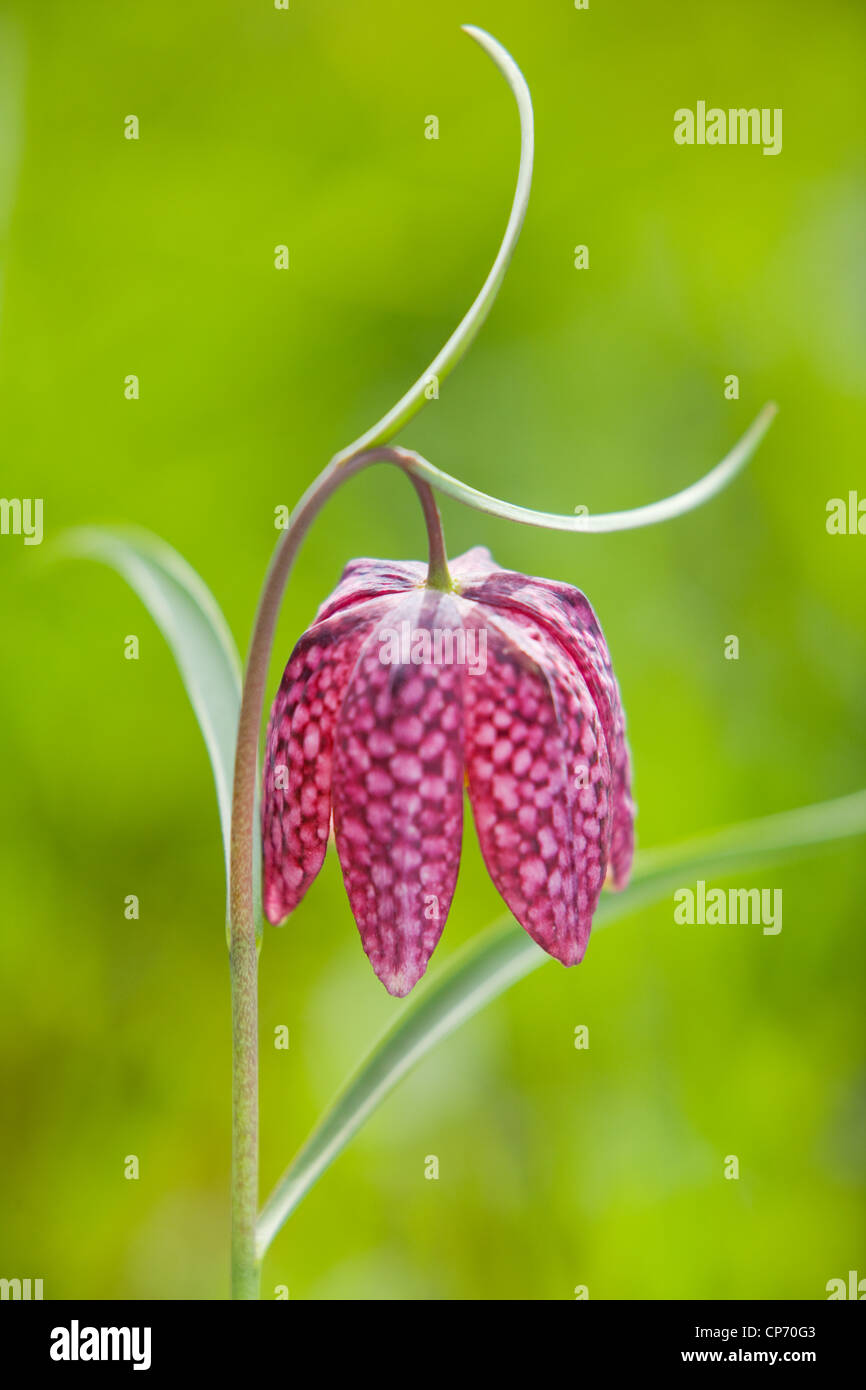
262 547 634 996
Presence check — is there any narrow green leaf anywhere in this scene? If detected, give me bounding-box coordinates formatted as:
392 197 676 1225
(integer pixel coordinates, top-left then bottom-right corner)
63 526 256 924
256 788 866 1256
405 402 777 534
332 26 534 464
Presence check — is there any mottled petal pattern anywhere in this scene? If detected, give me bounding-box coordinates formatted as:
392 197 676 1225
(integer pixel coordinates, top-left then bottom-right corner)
331 590 466 996
262 543 636 996
262 596 399 924
463 606 611 965
453 551 634 888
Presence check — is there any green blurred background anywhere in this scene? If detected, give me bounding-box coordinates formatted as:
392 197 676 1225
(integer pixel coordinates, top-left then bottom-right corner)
1 0 864 1300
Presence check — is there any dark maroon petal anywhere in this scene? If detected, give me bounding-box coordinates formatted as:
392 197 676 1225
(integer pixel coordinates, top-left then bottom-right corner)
332 590 466 996
462 605 612 966
262 596 400 924
453 551 634 889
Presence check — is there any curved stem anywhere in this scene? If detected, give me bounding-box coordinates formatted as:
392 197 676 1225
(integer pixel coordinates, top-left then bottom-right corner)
227 447 442 1298
228 458 343 1300
409 475 452 589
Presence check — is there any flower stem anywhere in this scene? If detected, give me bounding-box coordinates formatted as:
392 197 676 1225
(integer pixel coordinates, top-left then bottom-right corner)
230 923 260 1300
227 446 434 1296
409 475 452 590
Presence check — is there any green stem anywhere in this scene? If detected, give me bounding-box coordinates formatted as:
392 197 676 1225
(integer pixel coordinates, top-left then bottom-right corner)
409 475 452 590
230 924 260 1300
227 448 445 1298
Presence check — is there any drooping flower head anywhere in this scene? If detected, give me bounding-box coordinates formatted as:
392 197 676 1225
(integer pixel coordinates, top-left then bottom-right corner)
251 18 778 999
262 547 634 996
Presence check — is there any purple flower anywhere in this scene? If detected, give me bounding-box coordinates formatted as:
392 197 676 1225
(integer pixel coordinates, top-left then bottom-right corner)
262 547 634 996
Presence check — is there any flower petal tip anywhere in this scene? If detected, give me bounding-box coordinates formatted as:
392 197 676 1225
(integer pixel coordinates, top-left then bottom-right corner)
373 958 430 999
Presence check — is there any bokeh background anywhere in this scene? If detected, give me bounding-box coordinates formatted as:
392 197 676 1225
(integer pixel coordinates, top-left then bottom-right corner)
0 0 864 1300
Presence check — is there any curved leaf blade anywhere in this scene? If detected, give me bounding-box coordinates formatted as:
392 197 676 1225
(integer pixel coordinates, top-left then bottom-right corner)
332 26 534 464
256 789 866 1256
63 526 253 922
